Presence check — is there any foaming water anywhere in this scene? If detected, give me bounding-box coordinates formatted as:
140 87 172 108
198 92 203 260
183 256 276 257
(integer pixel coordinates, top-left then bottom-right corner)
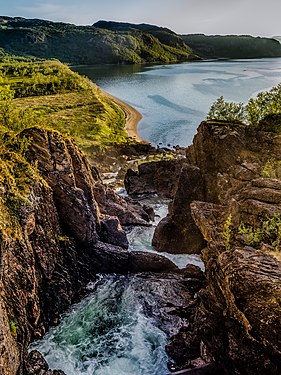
30 276 168 375
125 196 205 270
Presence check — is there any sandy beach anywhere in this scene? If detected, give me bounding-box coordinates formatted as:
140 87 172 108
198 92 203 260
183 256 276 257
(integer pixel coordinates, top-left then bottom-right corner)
101 89 145 143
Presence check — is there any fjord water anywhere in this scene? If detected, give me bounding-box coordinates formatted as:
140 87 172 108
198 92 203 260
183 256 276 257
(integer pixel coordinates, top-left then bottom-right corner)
74 58 281 147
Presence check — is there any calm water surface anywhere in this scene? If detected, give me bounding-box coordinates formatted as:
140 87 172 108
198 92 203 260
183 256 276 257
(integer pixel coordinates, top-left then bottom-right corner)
74 58 281 147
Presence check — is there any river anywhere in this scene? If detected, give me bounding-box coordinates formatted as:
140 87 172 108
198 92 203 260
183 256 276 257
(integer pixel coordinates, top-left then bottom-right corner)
30 198 203 375
73 58 281 147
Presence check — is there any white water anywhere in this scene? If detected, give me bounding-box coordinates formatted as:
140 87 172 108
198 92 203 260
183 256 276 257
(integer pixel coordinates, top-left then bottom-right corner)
30 195 204 375
30 276 169 375
125 195 204 270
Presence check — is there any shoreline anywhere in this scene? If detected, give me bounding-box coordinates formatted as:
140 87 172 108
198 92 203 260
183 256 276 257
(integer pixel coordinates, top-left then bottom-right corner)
101 89 145 143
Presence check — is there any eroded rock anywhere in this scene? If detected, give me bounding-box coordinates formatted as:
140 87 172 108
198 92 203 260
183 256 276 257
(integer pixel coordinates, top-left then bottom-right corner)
124 159 185 198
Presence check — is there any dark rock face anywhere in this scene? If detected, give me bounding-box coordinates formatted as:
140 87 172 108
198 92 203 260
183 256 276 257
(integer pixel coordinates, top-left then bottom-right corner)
0 128 166 375
124 159 185 198
190 201 281 375
152 165 206 254
93 183 151 226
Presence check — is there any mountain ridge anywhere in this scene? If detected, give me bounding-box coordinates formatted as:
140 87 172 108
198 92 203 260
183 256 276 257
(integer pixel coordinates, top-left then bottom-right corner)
0 16 197 64
182 33 281 58
1 16 281 64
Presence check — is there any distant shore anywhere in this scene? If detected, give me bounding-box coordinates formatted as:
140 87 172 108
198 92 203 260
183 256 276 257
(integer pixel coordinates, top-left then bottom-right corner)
101 89 145 143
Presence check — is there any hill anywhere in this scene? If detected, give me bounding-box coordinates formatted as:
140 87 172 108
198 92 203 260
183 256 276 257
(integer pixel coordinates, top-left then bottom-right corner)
0 16 197 64
273 36 281 43
182 34 281 59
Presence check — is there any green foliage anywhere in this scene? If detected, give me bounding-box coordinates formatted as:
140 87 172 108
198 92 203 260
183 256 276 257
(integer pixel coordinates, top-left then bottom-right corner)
9 320 17 338
246 84 281 127
223 214 232 252
0 59 130 149
207 83 281 131
238 223 262 246
0 17 195 65
0 60 92 98
58 235 70 242
238 214 281 249
261 159 281 179
207 96 245 123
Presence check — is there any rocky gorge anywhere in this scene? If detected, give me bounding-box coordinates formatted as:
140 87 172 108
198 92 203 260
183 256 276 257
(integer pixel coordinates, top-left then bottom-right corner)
126 121 281 374
0 119 281 375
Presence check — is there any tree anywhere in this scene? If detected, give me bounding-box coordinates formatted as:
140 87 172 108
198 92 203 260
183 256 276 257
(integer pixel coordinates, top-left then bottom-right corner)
207 96 246 123
207 83 281 132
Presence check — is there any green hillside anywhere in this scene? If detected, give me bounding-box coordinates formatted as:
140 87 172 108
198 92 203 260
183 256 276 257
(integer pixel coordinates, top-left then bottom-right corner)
0 58 128 151
182 34 281 59
0 16 197 64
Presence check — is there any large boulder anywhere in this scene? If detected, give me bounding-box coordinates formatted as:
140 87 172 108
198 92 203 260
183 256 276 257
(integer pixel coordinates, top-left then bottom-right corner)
152 165 206 254
124 159 185 198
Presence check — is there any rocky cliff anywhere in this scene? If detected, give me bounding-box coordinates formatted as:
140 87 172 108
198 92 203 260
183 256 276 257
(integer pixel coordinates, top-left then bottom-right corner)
0 127 174 375
125 121 281 373
159 122 281 374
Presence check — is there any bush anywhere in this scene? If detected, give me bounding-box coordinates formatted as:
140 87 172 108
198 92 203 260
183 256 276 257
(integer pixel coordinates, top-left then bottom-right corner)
207 96 245 123
238 214 281 249
207 83 281 132
246 84 281 127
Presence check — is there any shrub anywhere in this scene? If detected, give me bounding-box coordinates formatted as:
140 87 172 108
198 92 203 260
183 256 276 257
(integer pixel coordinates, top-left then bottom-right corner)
238 214 281 249
246 84 281 127
261 159 281 179
207 83 281 132
207 96 246 123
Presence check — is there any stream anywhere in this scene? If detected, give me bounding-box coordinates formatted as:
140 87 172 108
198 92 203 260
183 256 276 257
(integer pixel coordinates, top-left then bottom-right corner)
30 197 204 374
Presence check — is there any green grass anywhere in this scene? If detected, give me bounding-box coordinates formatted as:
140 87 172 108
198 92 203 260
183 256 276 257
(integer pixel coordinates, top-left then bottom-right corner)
0 58 131 237
0 59 130 151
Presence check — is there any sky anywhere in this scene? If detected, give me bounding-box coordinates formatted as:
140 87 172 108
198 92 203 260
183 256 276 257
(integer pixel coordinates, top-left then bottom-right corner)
1 0 281 37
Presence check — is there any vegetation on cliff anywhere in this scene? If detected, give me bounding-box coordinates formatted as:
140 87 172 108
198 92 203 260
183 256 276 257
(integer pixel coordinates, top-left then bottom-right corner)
207 83 281 131
0 57 132 239
182 34 281 58
0 17 196 64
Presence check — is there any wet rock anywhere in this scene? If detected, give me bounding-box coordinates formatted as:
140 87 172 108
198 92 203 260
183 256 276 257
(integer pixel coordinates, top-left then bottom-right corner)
124 159 185 198
93 183 151 226
181 264 205 280
100 215 129 249
129 251 177 273
24 350 66 375
91 241 130 273
129 272 203 337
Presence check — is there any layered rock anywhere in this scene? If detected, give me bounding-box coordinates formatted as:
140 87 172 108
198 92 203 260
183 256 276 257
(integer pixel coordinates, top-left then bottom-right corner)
162 122 281 374
0 127 171 375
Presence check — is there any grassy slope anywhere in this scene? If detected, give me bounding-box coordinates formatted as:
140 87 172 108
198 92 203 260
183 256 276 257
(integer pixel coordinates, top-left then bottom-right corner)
0 57 132 234
0 58 129 151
